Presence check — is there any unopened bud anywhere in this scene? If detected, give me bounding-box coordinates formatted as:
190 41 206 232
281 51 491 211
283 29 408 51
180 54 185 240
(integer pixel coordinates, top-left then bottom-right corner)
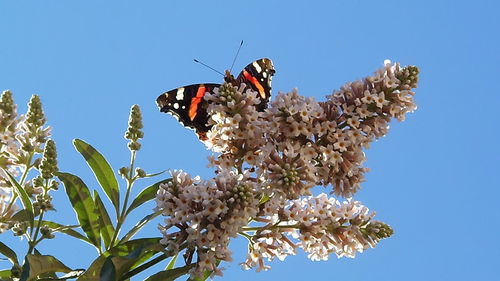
124 105 144 151
40 225 55 239
119 167 130 178
135 168 146 178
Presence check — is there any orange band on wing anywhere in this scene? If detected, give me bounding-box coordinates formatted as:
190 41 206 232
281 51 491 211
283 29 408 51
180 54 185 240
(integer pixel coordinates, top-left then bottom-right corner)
189 85 206 121
243 70 266 99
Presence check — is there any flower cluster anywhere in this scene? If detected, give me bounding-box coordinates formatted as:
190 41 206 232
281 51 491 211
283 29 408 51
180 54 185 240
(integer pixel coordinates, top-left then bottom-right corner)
0 91 21 184
0 90 21 233
243 194 393 271
156 61 418 276
0 91 54 234
156 170 260 277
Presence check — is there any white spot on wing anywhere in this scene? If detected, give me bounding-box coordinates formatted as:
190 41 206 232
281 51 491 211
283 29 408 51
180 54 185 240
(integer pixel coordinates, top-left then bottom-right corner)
262 72 267 78
173 103 179 109
176 88 185 100
252 61 262 73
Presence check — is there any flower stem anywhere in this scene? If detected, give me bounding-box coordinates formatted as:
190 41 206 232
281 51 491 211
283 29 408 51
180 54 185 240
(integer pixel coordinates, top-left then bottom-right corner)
28 210 44 254
109 150 136 248
19 153 34 185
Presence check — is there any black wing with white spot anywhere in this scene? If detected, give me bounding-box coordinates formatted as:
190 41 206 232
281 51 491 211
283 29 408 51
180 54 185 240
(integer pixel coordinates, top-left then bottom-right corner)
157 58 275 141
156 83 220 140
232 58 275 111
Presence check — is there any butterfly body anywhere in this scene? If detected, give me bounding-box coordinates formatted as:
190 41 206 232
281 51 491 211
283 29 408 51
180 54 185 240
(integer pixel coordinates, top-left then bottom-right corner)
156 58 275 140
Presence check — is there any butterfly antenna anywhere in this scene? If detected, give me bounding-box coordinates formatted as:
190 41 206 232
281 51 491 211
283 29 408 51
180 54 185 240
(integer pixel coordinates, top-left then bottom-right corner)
229 40 244 73
193 59 224 76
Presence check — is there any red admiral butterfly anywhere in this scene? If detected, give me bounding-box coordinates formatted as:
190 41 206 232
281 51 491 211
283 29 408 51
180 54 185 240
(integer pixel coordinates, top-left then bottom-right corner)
156 58 275 140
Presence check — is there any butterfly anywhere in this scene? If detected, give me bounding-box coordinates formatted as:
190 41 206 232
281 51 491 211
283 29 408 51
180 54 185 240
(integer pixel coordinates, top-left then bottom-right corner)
156 58 275 140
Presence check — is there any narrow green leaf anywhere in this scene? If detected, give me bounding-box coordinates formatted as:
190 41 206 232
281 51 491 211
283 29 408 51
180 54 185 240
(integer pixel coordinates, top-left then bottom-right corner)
2 169 33 225
11 209 34 222
20 256 30 281
41 221 92 245
113 240 168 280
73 139 120 213
108 246 143 280
143 170 168 178
119 212 161 244
145 265 192 281
80 238 163 280
109 238 162 257
0 269 11 278
24 254 81 280
56 172 101 249
111 238 164 274
99 257 116 281
126 179 171 216
166 254 177 270
0 241 18 265
76 255 106 280
94 191 115 250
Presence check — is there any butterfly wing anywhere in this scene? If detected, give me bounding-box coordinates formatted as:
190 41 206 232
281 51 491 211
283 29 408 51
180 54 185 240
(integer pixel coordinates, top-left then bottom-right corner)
156 83 220 140
157 58 276 141
232 58 275 110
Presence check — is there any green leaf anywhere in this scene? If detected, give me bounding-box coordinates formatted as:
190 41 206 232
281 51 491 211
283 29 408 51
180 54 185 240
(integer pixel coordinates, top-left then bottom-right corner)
2 169 34 226
0 241 18 265
99 257 116 281
110 238 164 273
41 221 92 245
143 170 168 178
166 254 177 270
119 212 161 244
23 254 82 281
73 139 120 213
80 238 163 281
126 179 171 216
94 191 115 250
107 246 143 280
0 269 11 278
145 265 192 281
37 270 57 280
20 256 30 281
56 172 101 250
11 209 34 223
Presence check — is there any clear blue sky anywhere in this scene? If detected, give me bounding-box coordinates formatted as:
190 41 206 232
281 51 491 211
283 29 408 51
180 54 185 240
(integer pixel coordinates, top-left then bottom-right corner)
1 1 499 280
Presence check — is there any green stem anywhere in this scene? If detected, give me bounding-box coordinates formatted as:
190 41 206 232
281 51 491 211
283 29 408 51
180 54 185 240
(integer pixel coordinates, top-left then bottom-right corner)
19 153 34 185
121 150 136 219
238 231 252 241
31 236 45 249
28 210 44 254
109 150 137 248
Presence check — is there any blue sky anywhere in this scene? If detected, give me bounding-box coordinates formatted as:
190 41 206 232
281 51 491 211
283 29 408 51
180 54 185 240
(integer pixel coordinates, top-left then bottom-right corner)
1 1 499 280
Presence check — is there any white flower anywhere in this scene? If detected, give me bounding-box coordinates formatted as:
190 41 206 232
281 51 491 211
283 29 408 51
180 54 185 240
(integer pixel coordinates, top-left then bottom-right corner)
375 92 389 108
